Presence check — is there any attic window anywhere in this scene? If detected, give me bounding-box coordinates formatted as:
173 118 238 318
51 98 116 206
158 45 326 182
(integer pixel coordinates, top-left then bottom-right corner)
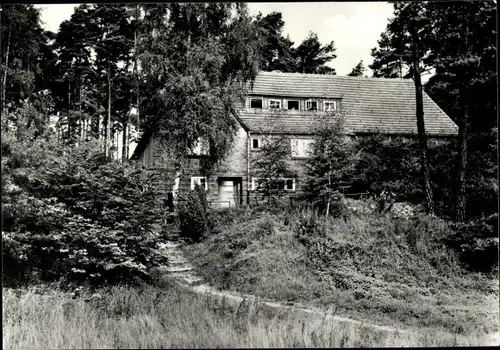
324 101 337 112
306 100 318 111
287 100 299 110
269 99 281 109
250 98 262 109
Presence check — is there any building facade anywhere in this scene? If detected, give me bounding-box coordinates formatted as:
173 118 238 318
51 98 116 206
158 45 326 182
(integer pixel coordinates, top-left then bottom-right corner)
132 71 458 208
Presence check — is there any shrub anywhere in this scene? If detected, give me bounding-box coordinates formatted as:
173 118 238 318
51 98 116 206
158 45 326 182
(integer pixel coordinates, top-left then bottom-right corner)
303 117 360 212
178 184 214 242
447 214 499 272
1 116 167 288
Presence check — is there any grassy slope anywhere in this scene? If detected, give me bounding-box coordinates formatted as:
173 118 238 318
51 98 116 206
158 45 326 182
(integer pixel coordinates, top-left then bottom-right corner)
183 208 499 337
3 281 497 349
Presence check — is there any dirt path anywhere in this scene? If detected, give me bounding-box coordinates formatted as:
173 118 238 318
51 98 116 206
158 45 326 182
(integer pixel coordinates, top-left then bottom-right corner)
157 241 397 333
156 240 499 344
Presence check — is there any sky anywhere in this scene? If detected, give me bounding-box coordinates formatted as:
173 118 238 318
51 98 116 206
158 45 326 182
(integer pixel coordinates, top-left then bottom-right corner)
34 2 394 76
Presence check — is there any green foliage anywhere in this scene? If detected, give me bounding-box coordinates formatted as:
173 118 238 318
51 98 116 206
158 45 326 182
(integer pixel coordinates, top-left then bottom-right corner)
138 3 263 172
447 214 499 272
349 134 497 221
178 184 214 242
348 60 366 77
185 208 498 333
1 4 48 111
303 117 359 212
254 11 296 72
294 31 336 74
1 109 167 287
351 134 422 202
253 134 294 200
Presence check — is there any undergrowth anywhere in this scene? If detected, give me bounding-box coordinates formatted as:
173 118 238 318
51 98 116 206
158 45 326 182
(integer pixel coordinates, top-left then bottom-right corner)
183 206 499 334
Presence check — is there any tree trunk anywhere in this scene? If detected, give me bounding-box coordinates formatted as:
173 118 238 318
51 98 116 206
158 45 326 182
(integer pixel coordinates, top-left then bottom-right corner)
122 120 128 162
67 85 72 142
412 41 435 215
134 4 140 136
106 63 111 157
326 173 331 217
172 168 181 208
454 84 468 222
1 25 11 121
78 77 83 146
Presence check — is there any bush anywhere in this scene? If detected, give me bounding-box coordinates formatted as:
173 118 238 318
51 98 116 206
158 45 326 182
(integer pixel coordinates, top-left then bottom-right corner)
447 214 499 272
178 184 214 242
1 117 167 288
351 134 423 203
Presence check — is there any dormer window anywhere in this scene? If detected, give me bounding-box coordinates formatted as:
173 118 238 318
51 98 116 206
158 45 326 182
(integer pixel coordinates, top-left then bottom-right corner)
250 98 263 109
324 101 337 111
287 100 299 110
269 99 281 109
306 100 318 111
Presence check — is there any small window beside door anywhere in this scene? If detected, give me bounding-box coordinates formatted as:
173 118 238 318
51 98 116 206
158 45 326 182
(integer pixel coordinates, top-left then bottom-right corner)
191 176 208 190
252 138 260 149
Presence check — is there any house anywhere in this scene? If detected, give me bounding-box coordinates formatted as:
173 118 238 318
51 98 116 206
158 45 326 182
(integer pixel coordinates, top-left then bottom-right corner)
132 71 458 208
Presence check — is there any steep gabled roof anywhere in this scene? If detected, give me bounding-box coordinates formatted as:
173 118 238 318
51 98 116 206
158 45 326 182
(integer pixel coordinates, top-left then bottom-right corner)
240 71 458 136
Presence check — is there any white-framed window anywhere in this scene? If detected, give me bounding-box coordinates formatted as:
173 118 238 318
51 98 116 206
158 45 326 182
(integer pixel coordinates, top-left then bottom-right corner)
291 138 314 158
287 100 300 110
306 100 318 111
251 177 295 191
189 137 210 156
191 176 208 190
251 138 260 149
269 99 282 109
250 98 263 109
324 101 337 111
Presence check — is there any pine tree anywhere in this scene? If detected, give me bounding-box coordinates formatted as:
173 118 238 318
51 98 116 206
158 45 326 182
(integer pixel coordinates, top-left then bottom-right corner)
253 135 294 202
348 60 366 77
254 11 296 72
304 116 359 216
426 0 497 221
1 5 46 116
293 31 336 74
369 1 436 215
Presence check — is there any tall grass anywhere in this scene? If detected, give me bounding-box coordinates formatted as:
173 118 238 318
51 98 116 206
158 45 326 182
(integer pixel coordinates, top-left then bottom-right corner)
3 281 497 349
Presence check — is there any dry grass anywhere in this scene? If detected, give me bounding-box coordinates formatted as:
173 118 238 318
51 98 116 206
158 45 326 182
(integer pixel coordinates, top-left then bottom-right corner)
3 281 497 349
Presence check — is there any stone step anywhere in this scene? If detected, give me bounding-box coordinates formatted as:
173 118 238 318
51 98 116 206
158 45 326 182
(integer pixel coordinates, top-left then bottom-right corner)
166 266 193 273
168 260 190 267
177 275 204 286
